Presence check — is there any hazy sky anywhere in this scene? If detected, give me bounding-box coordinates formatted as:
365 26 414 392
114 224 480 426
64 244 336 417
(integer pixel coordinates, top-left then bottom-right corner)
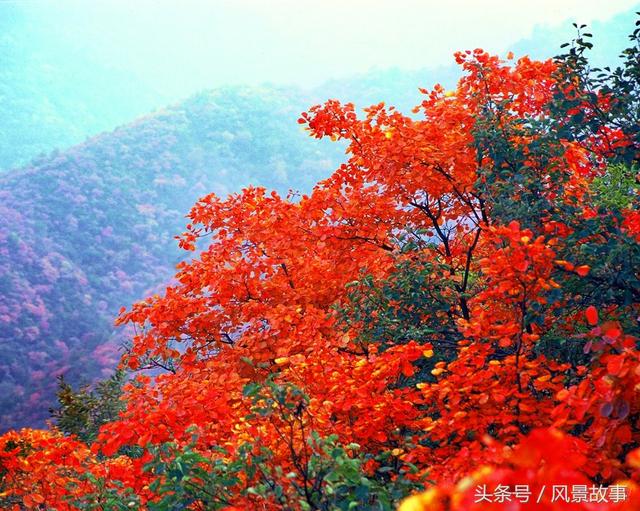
10 0 639 90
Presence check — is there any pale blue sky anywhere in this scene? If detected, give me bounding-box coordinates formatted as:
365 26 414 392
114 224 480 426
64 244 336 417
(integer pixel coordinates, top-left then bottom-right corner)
9 0 639 90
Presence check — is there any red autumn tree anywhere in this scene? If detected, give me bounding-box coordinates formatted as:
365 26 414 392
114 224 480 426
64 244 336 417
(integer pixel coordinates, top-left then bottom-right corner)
1 20 639 511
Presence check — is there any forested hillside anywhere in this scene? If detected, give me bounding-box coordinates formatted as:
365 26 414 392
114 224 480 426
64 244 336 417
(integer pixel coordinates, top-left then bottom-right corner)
0 86 344 430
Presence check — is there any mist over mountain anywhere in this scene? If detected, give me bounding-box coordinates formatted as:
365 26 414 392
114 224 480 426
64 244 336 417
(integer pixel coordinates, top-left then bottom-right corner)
509 6 638 65
1 2 635 171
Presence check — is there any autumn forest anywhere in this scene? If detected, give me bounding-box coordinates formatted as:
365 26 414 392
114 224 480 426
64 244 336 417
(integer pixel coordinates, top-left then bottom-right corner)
1 5 639 511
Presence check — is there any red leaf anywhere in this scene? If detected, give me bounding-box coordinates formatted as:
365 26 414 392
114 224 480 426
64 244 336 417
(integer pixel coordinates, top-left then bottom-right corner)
575 265 590 277
585 306 598 325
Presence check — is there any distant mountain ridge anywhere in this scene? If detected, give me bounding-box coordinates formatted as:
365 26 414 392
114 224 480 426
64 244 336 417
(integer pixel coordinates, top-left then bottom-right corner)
1 4 635 172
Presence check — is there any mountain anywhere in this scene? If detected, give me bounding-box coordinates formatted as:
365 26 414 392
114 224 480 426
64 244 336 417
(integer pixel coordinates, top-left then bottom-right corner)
1 3 635 172
0 3 452 173
0 86 345 430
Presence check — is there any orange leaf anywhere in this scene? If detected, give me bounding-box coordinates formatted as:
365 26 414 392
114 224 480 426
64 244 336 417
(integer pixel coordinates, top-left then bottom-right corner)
627 448 640 469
